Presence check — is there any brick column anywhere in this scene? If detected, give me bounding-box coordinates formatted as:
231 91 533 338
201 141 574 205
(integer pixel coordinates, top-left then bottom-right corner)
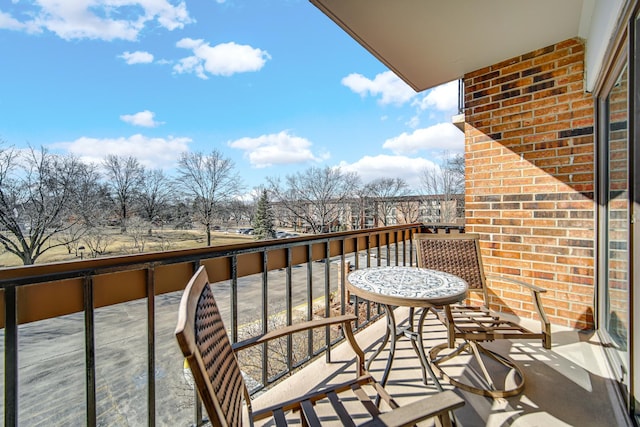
464 38 595 329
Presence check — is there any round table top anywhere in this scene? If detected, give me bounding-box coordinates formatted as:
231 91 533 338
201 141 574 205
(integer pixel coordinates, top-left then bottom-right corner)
347 266 468 307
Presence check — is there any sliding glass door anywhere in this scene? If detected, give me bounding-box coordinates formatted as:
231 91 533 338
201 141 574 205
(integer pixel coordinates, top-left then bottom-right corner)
598 11 639 419
600 61 630 390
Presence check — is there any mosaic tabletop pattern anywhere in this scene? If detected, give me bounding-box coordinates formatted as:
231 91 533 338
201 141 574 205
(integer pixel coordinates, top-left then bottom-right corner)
347 266 468 305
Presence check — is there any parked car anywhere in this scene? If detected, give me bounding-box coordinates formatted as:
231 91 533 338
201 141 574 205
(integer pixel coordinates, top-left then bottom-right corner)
275 231 299 238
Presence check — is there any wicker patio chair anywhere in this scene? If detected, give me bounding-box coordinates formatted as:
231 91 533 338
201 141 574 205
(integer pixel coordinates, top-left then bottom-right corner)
414 233 551 398
175 265 465 427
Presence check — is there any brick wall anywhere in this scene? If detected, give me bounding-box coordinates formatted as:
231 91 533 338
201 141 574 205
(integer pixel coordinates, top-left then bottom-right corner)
463 38 596 329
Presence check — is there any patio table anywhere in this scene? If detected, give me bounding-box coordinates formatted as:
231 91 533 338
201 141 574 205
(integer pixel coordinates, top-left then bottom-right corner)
347 265 468 390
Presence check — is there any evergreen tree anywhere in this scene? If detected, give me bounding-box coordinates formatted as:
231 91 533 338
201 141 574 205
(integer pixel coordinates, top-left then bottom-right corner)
253 189 275 240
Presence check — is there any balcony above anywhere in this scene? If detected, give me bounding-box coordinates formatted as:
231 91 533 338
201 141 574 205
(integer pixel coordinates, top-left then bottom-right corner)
309 0 593 92
452 113 465 132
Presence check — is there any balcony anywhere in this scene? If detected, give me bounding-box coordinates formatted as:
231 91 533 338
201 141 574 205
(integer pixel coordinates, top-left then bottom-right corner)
253 309 627 426
0 223 630 426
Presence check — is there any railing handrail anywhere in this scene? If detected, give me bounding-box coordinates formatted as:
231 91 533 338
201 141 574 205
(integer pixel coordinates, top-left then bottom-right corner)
0 223 425 287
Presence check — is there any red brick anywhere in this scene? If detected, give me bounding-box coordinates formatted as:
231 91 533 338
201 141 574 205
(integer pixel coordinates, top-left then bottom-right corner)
465 38 595 328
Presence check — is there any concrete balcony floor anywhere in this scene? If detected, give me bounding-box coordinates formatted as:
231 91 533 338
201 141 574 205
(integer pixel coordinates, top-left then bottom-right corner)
252 308 631 426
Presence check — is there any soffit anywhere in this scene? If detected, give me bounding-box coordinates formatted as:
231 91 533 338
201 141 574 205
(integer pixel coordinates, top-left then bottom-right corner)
310 0 587 92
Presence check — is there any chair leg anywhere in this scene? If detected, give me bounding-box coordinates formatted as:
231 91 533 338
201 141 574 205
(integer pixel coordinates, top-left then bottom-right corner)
468 341 496 391
429 341 525 398
437 412 455 427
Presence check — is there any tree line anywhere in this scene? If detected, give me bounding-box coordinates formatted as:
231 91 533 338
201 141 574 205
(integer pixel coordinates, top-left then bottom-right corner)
0 142 463 265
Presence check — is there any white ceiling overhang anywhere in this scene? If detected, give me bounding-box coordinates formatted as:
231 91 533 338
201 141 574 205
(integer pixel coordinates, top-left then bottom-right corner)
310 0 589 92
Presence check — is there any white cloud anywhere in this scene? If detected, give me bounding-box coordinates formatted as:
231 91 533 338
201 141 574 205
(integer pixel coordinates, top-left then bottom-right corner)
228 131 328 168
50 134 190 169
341 70 416 105
0 10 30 31
174 38 270 78
339 155 437 188
382 123 463 155
120 110 163 127
413 80 459 112
120 51 154 65
0 0 192 41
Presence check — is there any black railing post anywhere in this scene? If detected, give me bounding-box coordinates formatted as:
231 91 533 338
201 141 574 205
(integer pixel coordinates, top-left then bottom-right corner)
409 229 415 267
261 251 269 385
392 233 397 264
306 244 314 359
365 235 371 321
4 284 18 427
324 241 331 363
146 267 156 427
286 247 293 371
83 276 97 427
230 255 239 343
340 240 347 316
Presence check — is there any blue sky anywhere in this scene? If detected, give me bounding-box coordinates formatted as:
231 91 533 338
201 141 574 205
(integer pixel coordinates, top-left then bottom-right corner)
0 0 463 190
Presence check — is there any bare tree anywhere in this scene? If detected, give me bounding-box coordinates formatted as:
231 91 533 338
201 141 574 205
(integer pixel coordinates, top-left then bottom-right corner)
54 161 110 255
103 155 144 233
0 145 87 264
223 198 252 227
345 184 375 230
364 177 409 226
139 169 173 234
268 166 360 234
84 227 113 258
396 198 422 224
421 152 464 195
168 198 193 230
122 217 151 253
421 151 465 223
56 223 87 256
75 161 111 227
176 150 242 245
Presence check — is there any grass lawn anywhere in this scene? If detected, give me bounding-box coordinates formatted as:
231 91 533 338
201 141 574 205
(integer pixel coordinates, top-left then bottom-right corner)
0 227 256 267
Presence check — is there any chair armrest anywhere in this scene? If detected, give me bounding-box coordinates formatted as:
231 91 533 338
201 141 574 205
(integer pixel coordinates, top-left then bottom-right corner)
232 314 357 350
361 390 465 427
232 314 367 375
485 274 546 293
485 274 552 349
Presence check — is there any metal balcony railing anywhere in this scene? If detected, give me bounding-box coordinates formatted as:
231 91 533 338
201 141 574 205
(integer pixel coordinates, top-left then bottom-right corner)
0 223 463 427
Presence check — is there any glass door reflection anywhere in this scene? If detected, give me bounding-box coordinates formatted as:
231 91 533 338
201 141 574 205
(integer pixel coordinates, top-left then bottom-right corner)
603 63 630 387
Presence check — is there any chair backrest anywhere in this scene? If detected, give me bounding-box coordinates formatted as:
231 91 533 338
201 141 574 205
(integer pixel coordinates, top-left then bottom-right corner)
175 266 249 427
414 233 488 301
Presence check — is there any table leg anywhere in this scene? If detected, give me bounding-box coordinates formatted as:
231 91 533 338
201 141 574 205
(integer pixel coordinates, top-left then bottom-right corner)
379 305 398 388
407 308 428 384
369 306 444 392
416 308 444 392
417 308 458 427
366 307 392 372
